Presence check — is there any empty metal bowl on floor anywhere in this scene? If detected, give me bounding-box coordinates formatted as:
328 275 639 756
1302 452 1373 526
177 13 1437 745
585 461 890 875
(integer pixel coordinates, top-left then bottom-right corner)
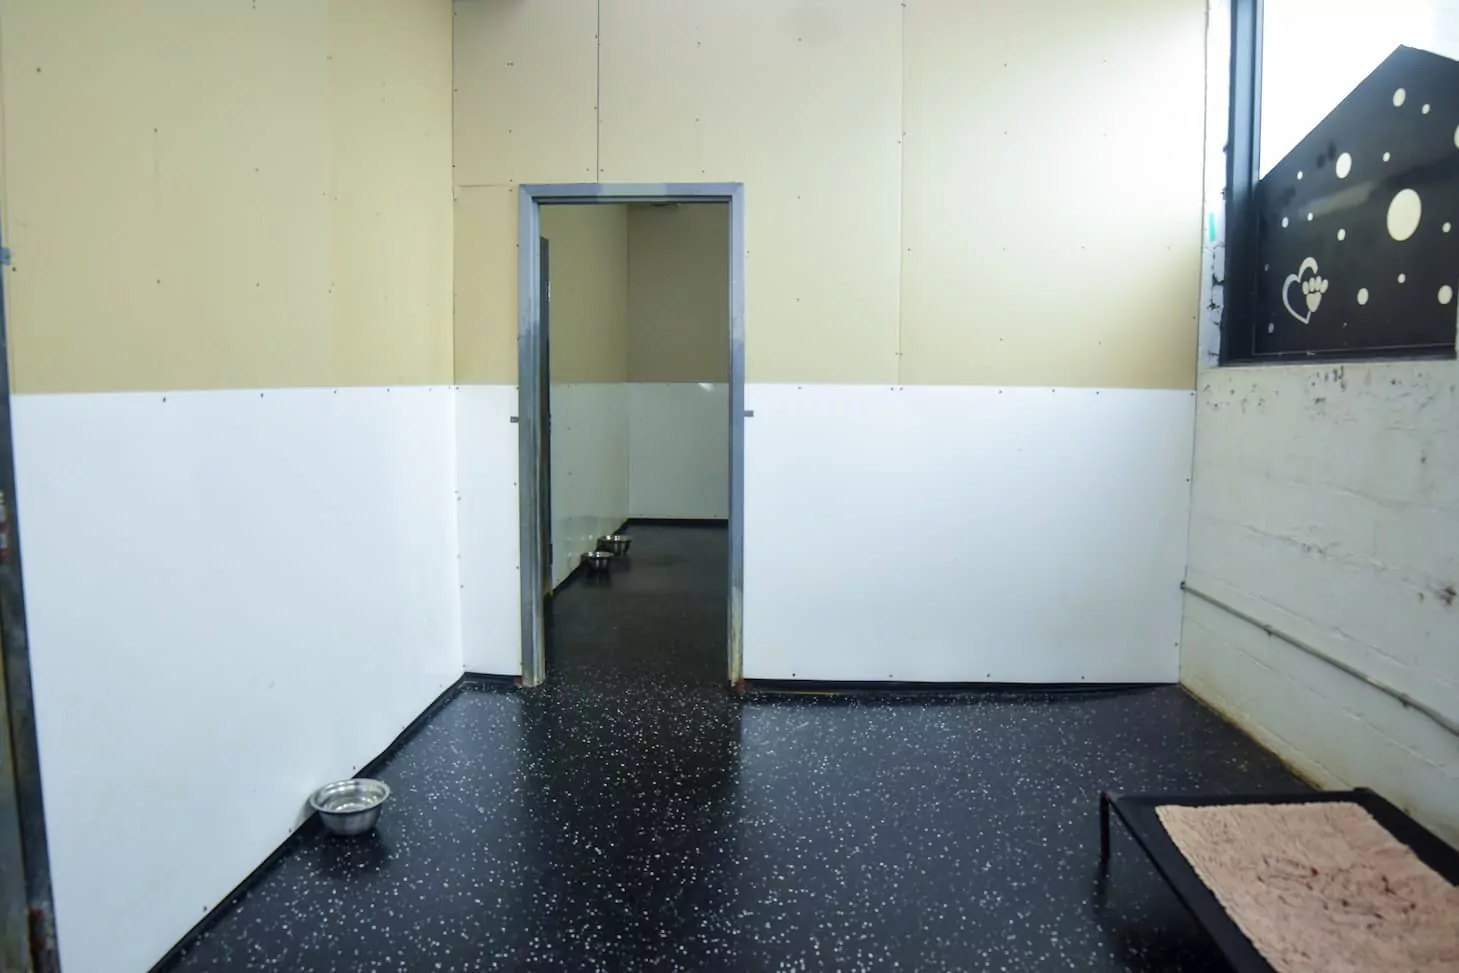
583 550 615 573
598 534 632 556
309 778 391 836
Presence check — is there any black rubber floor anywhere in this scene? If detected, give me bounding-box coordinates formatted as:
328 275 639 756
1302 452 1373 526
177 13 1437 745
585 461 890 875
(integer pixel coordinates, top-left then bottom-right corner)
160 524 1306 972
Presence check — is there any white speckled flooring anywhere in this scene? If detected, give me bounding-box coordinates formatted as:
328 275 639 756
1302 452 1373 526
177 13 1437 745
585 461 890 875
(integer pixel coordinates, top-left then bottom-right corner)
160 526 1305 971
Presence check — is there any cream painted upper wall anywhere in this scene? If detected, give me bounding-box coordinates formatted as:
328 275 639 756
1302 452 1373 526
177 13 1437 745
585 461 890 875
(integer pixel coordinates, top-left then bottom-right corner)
598 0 904 384
452 0 902 386
451 0 1204 389
453 0 598 187
542 205 629 384
454 185 519 385
627 203 729 383
898 0 1204 390
0 0 453 395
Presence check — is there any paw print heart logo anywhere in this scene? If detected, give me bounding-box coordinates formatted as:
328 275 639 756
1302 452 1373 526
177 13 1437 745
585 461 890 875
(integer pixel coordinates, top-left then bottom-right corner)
1282 257 1329 324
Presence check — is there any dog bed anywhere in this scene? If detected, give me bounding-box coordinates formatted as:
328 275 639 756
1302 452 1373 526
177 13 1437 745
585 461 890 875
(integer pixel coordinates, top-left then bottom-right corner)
1098 789 1459 972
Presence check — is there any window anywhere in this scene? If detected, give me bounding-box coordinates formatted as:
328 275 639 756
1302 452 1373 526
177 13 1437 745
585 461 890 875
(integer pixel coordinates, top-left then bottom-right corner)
1222 0 1459 361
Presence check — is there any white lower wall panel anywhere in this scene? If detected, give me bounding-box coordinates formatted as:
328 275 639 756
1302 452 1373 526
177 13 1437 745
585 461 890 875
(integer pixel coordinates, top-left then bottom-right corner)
742 384 1195 682
455 384 522 674
549 383 629 589
628 383 729 520
12 387 463 973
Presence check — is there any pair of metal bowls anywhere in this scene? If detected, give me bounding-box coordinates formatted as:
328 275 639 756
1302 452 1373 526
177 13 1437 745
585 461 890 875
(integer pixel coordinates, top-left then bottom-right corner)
309 778 391 836
583 534 632 573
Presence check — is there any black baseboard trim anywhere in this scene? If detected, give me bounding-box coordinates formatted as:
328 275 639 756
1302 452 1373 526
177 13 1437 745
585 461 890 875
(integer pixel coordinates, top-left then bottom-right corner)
355 676 477 778
741 679 1173 700
149 671 488 972
549 557 590 595
461 671 521 691
626 517 728 528
148 826 324 971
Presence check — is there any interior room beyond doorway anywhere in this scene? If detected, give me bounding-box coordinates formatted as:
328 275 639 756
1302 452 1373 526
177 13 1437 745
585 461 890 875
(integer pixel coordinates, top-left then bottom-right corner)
537 199 732 685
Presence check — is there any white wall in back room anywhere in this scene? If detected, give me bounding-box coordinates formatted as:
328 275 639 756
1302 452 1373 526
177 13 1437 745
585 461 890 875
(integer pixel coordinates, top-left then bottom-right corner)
549 383 629 588
1181 360 1459 844
12 386 463 973
628 383 729 520
743 384 1195 683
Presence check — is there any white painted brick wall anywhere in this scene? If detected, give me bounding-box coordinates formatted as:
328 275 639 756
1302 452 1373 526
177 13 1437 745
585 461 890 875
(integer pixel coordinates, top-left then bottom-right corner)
1181 359 1459 844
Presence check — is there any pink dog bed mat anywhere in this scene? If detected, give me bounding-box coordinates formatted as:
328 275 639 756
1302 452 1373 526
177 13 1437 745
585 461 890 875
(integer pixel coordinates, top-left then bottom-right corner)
1098 789 1459 972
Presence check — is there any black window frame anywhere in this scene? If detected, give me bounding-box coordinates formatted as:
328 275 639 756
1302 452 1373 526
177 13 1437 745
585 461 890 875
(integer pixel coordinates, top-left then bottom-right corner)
1220 0 1458 364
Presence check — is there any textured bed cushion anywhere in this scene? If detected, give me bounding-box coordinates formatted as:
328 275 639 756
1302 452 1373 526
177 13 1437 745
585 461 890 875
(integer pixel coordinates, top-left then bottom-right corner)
1157 802 1459 973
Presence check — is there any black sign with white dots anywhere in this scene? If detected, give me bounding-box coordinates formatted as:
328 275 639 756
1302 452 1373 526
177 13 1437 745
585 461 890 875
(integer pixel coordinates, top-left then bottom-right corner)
1255 45 1459 357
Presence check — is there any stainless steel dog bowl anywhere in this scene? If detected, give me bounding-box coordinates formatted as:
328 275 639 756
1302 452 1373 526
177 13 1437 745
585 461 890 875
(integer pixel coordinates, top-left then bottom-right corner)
598 534 632 556
309 778 391 836
582 550 614 573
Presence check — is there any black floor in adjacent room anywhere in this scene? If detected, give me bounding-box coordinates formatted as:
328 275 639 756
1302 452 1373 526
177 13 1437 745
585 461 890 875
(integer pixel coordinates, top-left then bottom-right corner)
161 524 1306 972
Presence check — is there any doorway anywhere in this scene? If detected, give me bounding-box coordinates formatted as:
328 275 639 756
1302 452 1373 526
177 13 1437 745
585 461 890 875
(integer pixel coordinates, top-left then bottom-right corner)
515 184 745 689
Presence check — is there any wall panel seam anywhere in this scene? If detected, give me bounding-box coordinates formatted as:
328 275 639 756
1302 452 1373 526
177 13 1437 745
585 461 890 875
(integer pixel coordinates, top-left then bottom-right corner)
595 0 602 181
895 0 907 386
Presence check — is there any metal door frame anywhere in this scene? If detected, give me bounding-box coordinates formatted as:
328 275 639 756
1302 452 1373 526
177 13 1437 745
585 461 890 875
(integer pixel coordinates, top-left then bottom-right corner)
0 220 59 970
516 183 746 688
